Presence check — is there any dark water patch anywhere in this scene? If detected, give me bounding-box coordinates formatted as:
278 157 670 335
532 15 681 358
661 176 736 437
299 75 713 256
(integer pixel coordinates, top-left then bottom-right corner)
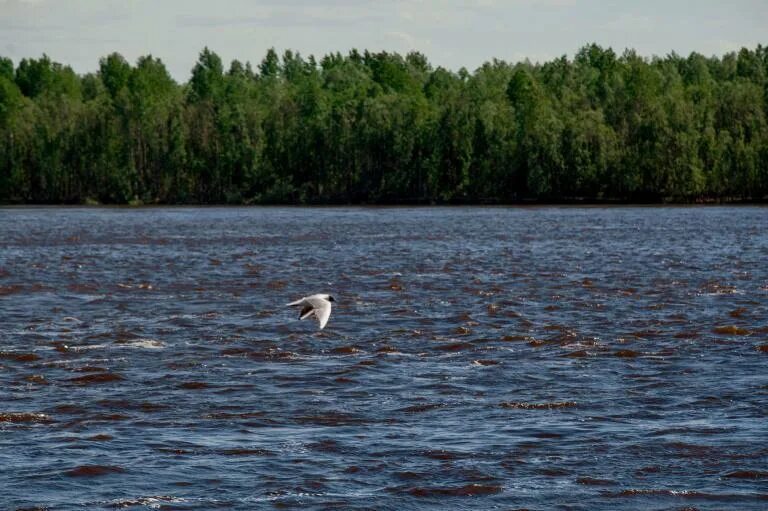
533 432 564 439
155 447 192 455
729 307 749 318
433 342 474 352
577 477 618 486
723 470 768 479
660 442 721 459
83 413 131 422
673 330 700 339
0 284 24 295
402 483 503 497
628 329 666 339
65 465 125 477
421 449 464 461
179 381 209 390
635 465 662 476
538 467 569 476
23 374 48 384
614 349 641 358
501 334 529 341
73 366 108 373
68 372 124 385
603 488 768 501
395 471 426 481
331 345 363 355
0 412 52 424
0 351 41 362
51 404 88 415
218 448 273 456
712 325 751 336
306 439 344 453
51 341 71 354
399 403 446 413
266 280 287 290
87 434 114 441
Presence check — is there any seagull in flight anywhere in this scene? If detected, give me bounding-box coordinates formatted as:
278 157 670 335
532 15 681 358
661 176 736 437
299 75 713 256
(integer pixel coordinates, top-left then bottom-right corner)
286 294 335 330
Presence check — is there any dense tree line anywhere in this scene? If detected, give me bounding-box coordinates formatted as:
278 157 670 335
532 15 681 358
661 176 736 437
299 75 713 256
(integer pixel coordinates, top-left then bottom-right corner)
0 45 767 204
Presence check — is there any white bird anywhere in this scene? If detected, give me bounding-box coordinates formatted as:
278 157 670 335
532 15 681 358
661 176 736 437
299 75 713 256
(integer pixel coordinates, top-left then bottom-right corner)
286 293 335 330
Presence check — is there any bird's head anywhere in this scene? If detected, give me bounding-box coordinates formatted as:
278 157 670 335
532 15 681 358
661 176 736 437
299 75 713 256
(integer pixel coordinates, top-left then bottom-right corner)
328 295 336 302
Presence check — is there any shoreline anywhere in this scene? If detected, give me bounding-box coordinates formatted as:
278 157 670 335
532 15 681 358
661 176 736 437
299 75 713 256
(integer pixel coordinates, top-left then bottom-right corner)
2 198 767 208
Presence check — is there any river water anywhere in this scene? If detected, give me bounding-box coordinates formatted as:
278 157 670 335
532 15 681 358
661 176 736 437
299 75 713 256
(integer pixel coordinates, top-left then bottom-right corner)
1 206 767 510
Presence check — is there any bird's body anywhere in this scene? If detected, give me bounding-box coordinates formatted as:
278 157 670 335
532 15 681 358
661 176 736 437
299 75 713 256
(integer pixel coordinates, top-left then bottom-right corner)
286 293 335 330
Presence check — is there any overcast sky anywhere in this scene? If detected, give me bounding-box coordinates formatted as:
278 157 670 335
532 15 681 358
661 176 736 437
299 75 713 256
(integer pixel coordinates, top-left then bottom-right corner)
1 0 766 82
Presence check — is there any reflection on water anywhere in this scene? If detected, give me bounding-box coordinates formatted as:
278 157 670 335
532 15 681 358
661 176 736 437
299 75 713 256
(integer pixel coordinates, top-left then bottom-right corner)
1 206 767 510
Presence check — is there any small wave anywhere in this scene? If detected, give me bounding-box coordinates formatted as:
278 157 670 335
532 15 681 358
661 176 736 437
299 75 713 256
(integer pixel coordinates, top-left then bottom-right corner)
87 434 113 441
403 484 503 497
331 345 363 355
433 342 474 352
472 359 500 366
106 495 184 509
294 412 371 426
499 401 577 410
577 477 617 486
399 403 446 413
202 411 265 420
603 488 768 501
217 448 273 456
421 449 463 460
120 338 165 349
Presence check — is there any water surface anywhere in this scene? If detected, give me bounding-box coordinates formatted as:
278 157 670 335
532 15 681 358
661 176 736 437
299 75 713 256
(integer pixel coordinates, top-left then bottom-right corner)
1 206 767 510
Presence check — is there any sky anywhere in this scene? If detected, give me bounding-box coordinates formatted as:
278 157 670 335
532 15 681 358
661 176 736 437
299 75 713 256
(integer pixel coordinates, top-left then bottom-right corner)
1 0 766 82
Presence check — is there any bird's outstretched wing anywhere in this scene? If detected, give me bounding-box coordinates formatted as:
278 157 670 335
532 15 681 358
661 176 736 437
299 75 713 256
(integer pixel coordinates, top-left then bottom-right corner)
307 298 332 330
299 305 314 320
286 294 333 330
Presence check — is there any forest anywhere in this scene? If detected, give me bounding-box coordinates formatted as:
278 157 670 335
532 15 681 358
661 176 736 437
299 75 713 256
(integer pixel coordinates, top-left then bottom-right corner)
0 44 767 204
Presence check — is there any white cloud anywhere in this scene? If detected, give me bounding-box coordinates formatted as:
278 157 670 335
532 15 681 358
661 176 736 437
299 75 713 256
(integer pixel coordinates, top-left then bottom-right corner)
0 0 765 81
